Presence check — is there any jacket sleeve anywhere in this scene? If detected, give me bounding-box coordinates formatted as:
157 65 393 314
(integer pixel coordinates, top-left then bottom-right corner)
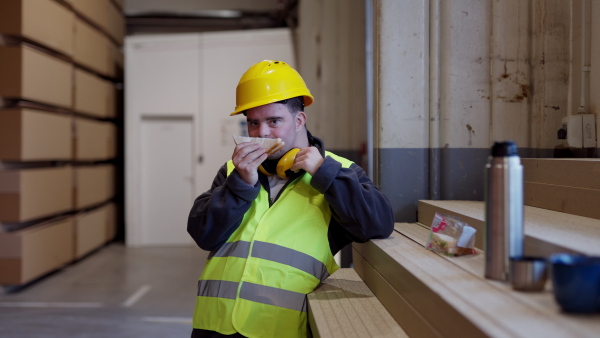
310 156 395 243
187 163 261 251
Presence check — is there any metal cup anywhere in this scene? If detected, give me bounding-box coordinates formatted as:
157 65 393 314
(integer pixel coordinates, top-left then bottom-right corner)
510 256 548 292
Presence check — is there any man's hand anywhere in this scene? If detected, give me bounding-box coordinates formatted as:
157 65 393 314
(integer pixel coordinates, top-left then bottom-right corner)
291 146 324 176
232 142 267 186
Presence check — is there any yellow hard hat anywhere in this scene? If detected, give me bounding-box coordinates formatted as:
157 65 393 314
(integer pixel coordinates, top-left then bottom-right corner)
231 60 314 116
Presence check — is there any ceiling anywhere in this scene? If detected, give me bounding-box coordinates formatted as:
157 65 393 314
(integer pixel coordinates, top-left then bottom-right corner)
124 0 298 35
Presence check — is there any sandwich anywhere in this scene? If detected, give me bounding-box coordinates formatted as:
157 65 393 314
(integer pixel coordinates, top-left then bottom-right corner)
430 232 457 255
232 135 285 156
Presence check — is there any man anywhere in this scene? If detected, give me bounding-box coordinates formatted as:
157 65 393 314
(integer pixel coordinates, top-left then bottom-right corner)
188 60 394 338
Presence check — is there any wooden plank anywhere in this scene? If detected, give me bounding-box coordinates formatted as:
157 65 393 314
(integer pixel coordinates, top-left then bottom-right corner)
353 233 496 337
417 200 600 257
522 158 600 190
394 223 600 336
352 249 442 338
525 182 600 220
355 223 600 337
308 268 408 338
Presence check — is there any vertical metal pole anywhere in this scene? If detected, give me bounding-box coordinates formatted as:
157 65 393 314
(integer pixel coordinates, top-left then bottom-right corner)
578 0 588 113
365 0 374 180
429 0 441 200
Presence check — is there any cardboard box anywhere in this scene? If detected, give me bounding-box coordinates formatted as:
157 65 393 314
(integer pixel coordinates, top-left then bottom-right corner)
522 158 600 190
0 216 74 285
112 0 124 10
0 0 75 56
0 45 73 108
74 18 113 77
74 165 115 209
75 206 107 258
0 108 72 161
111 41 124 77
106 1 125 45
74 68 115 118
104 202 117 242
0 166 73 223
74 118 117 161
70 0 124 45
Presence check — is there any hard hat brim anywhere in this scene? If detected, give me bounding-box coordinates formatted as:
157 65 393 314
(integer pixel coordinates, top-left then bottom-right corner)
230 94 314 116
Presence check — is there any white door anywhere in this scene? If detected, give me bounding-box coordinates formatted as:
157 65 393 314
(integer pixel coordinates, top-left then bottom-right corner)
140 116 194 246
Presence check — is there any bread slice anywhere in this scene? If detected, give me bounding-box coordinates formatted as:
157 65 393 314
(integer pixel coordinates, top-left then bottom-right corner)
232 135 285 155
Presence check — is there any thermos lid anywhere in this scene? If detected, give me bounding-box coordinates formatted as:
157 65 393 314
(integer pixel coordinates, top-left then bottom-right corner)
491 141 518 157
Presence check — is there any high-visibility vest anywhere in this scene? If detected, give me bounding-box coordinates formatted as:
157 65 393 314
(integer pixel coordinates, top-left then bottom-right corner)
192 152 352 338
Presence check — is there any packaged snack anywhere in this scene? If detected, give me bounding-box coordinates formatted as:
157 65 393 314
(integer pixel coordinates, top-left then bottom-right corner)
425 213 477 256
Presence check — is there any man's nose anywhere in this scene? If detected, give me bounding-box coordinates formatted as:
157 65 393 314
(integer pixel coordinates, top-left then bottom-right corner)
259 123 270 138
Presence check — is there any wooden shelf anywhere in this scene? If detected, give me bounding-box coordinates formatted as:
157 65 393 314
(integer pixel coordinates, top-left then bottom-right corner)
352 223 600 337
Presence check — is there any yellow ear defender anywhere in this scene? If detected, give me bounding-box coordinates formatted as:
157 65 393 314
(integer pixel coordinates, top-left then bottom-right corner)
258 148 301 179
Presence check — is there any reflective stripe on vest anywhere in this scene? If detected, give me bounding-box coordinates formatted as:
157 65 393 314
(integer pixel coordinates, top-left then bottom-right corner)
208 240 251 259
198 280 308 313
209 240 330 282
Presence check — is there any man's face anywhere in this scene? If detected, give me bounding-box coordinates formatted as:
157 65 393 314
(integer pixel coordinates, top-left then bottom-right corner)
246 103 303 159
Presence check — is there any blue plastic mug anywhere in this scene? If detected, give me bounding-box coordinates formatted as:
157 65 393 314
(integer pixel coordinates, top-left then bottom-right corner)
549 253 600 314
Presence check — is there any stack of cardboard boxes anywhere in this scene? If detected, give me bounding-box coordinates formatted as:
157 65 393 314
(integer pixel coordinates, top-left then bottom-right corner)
0 0 124 285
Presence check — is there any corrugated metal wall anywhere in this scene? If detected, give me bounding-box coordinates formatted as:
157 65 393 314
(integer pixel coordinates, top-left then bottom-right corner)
296 0 599 222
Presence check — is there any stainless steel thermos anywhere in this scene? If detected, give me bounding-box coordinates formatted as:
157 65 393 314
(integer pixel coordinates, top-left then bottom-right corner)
484 141 524 281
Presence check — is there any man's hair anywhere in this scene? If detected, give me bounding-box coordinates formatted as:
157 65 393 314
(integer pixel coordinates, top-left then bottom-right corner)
276 96 305 115
242 96 305 116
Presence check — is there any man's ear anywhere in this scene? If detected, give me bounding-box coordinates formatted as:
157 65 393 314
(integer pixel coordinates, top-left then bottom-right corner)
295 111 307 131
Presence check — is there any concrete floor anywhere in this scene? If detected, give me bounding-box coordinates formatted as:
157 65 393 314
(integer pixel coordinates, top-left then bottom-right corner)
0 243 209 338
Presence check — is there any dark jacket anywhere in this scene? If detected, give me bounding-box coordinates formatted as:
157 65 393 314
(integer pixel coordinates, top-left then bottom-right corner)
187 133 394 257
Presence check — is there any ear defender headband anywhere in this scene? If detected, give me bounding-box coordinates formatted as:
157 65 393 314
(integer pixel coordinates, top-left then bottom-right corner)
258 148 301 179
